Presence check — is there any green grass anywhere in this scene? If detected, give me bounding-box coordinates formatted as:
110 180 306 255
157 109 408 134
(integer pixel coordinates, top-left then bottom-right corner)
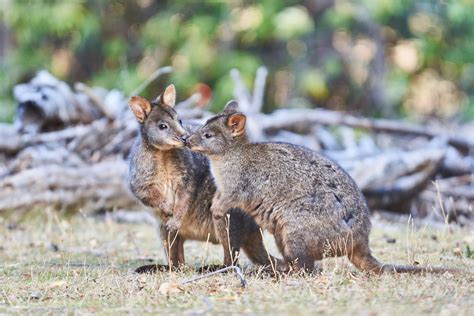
0 211 473 314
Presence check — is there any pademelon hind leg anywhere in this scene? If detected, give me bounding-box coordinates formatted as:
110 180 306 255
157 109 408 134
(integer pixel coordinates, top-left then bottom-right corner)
274 231 315 272
347 243 385 274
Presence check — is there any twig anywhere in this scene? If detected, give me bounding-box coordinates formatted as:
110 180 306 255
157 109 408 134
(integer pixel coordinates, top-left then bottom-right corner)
0 121 105 154
259 228 277 276
434 181 447 224
167 230 180 273
230 68 251 112
428 184 474 200
75 82 114 119
175 93 201 110
199 233 212 270
128 66 173 97
230 68 266 140
225 213 236 265
181 265 247 288
251 66 268 113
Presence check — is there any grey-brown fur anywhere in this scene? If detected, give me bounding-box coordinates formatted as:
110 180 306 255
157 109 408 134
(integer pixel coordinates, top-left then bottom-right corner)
186 101 458 274
127 89 281 271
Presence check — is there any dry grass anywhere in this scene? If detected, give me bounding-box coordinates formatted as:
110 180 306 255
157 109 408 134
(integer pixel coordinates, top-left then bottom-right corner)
0 210 473 315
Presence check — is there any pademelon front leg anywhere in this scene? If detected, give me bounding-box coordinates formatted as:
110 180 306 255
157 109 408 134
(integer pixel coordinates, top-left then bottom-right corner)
165 188 192 232
134 222 185 274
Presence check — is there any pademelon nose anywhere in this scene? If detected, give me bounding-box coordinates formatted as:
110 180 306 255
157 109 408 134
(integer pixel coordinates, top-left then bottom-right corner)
183 136 193 147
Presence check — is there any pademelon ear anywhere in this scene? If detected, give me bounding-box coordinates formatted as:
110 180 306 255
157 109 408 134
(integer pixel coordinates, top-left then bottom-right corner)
160 84 176 107
128 96 152 123
226 112 246 137
222 100 238 114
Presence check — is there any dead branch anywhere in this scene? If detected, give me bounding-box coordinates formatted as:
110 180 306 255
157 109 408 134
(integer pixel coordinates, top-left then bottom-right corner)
260 108 474 152
128 66 173 97
230 68 267 140
0 121 106 154
251 66 268 114
13 70 101 133
0 159 137 212
1 69 472 224
74 82 116 120
181 265 247 288
230 68 252 112
339 148 445 212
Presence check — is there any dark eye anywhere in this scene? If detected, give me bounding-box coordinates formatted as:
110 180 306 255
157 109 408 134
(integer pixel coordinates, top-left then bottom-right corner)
204 133 213 139
178 119 183 125
158 124 168 130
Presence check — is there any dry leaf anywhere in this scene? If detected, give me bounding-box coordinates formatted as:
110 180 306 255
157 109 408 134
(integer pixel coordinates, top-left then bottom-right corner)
158 282 184 296
47 280 67 289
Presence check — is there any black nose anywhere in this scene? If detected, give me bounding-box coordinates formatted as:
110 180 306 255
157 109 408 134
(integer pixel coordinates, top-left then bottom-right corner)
180 136 187 145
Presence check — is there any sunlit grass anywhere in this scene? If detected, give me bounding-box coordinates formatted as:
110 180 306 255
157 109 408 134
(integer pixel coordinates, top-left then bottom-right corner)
0 211 472 314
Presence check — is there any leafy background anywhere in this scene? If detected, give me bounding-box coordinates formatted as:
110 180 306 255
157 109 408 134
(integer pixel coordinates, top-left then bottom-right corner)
1 0 474 122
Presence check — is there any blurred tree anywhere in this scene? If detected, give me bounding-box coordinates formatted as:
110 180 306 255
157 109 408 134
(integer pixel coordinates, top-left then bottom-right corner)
1 0 473 122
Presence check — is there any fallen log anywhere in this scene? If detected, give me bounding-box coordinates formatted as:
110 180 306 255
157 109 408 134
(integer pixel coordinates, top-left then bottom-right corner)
427 175 474 201
0 120 106 154
0 68 471 225
418 190 473 225
13 70 102 133
336 148 445 213
259 108 474 152
0 159 137 212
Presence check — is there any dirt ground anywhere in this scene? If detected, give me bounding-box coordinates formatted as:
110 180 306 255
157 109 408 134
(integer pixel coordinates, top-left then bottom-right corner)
0 210 473 314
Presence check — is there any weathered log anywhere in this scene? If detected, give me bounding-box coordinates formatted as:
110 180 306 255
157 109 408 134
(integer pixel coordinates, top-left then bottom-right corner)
260 108 474 152
13 70 102 133
0 159 137 212
3 145 84 176
74 83 123 120
336 148 445 213
427 175 474 201
440 146 474 176
1 68 471 223
230 67 267 140
0 119 108 154
418 190 473 224
268 130 321 151
0 123 21 153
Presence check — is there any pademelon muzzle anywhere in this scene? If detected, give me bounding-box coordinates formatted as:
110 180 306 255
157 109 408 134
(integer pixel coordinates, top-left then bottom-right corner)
184 134 201 150
180 135 187 146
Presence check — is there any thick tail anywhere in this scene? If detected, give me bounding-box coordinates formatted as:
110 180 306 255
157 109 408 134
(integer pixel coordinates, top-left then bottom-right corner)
349 246 462 275
380 264 460 274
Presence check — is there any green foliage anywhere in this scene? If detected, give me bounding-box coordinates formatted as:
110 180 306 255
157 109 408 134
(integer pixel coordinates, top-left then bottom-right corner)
1 0 474 122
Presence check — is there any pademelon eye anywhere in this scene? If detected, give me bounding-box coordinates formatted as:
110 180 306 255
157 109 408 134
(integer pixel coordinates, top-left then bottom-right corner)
159 123 168 130
204 133 213 139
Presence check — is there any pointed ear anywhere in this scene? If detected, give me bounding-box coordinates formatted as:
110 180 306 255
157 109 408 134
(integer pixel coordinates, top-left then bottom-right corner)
226 113 246 136
222 100 238 114
128 96 152 123
160 84 176 107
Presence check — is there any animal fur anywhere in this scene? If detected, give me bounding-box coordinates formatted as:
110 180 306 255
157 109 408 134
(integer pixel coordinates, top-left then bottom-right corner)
186 101 460 275
128 88 282 271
